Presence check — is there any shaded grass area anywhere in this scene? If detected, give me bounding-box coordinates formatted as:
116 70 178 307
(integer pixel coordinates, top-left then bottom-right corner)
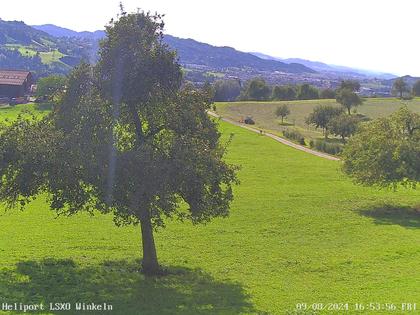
356 204 420 229
0 259 256 315
216 97 420 141
0 119 419 314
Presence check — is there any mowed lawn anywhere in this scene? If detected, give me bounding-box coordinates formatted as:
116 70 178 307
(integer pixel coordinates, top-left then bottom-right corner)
0 104 49 123
216 98 420 140
0 106 419 314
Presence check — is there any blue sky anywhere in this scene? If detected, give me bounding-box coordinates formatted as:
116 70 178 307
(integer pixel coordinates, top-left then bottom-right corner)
2 0 420 76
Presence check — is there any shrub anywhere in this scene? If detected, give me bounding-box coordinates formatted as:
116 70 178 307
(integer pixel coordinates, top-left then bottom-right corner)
282 129 305 145
34 102 54 111
309 140 314 148
310 139 343 155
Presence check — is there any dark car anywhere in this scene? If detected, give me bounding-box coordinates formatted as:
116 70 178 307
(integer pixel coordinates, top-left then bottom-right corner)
244 116 255 125
9 98 19 106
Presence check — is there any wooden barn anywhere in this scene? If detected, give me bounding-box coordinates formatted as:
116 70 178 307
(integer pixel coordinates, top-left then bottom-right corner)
0 70 33 98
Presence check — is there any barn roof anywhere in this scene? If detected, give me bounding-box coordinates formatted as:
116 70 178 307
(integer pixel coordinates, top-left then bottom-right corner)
0 70 31 86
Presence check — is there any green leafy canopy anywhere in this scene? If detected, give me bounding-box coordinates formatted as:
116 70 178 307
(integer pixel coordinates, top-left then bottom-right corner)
0 11 239 229
342 106 420 189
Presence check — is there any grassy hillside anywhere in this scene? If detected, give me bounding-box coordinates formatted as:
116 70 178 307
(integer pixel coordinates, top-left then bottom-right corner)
216 97 420 141
0 108 419 314
0 20 95 77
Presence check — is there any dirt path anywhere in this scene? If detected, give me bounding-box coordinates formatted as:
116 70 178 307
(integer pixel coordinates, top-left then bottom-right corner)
208 111 340 161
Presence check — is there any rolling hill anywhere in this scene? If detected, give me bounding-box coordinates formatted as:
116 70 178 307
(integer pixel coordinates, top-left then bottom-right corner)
162 35 315 73
34 24 315 74
0 20 98 77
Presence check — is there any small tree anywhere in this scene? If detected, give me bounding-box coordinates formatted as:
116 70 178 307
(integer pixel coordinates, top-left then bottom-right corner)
339 80 361 92
327 114 360 142
275 104 290 123
342 107 420 188
305 105 344 138
336 88 363 115
392 78 409 99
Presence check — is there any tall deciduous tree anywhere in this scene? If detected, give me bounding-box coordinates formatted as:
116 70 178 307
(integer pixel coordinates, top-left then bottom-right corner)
297 84 319 100
213 79 241 101
320 88 336 99
392 78 409 99
272 85 297 101
239 78 271 101
342 107 420 188
0 10 238 275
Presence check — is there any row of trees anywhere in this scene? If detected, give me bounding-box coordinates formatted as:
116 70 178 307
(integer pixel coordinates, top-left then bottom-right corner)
212 78 336 102
239 78 335 101
305 105 367 141
213 77 420 102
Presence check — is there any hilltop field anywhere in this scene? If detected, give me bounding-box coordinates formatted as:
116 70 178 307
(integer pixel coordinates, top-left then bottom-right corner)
0 104 419 314
215 97 420 141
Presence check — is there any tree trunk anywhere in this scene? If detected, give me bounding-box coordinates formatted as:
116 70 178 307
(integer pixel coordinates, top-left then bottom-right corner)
140 209 160 275
348 107 351 115
128 104 145 143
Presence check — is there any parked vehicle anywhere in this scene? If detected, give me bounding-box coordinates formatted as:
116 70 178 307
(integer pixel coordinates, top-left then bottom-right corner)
244 116 255 125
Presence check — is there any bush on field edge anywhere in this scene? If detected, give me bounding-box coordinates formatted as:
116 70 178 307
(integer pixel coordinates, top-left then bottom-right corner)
282 129 305 145
309 139 343 155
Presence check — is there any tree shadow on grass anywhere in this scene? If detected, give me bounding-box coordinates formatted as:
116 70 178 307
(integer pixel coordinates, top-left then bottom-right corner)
356 204 420 229
0 259 260 315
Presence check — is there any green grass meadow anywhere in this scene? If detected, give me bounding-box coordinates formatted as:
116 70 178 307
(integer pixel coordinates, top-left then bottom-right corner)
216 98 420 141
0 105 419 314
0 104 49 123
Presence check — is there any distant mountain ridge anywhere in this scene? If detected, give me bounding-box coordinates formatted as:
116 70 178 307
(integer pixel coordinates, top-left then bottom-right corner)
35 23 395 79
250 52 397 79
32 24 316 74
1 20 53 45
33 24 106 40
162 35 315 73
